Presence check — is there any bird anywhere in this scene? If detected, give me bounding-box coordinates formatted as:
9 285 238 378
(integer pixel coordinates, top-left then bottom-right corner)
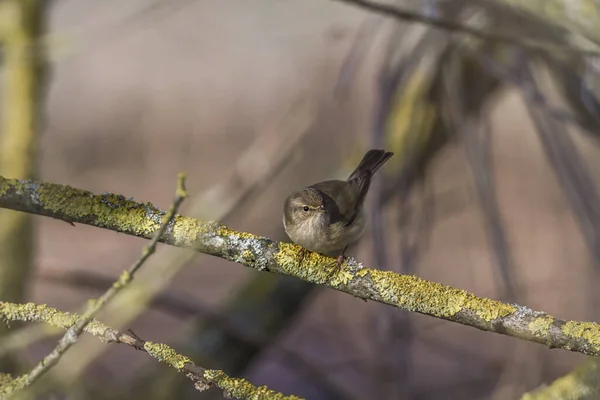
283 149 393 268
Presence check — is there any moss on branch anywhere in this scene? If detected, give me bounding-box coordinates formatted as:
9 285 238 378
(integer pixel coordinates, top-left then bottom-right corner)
2 175 600 358
0 302 301 400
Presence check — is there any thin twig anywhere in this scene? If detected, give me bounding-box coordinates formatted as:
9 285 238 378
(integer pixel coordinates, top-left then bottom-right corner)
0 302 302 400
12 174 187 394
37 269 360 400
41 96 317 389
330 0 600 57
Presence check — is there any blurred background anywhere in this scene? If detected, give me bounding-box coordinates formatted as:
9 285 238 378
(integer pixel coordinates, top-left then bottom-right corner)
1 0 600 399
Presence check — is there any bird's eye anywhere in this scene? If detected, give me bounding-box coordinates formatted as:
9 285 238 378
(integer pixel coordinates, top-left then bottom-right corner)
302 206 310 212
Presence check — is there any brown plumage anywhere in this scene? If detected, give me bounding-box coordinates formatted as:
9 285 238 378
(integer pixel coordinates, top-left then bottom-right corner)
283 149 393 255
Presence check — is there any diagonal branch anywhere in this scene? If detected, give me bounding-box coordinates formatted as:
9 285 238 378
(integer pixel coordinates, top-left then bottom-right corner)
7 174 187 396
0 302 301 400
330 0 600 57
1 175 600 357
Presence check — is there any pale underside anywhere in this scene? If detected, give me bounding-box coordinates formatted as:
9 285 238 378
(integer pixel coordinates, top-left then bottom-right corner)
283 208 366 254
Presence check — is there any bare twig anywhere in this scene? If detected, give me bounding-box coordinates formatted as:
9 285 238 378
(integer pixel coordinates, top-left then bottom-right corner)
10 174 187 395
330 0 600 57
0 302 302 400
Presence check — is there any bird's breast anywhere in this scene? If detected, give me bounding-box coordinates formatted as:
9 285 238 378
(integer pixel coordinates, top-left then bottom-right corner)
283 210 366 255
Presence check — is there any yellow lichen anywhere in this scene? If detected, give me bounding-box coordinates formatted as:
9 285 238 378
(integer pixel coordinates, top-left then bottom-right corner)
275 242 340 284
241 249 256 264
36 181 161 236
562 321 600 347
203 369 303 400
368 269 515 320
521 358 600 400
114 270 132 288
1 302 76 328
0 302 112 341
273 244 516 321
0 176 14 197
216 225 261 241
144 342 192 370
0 373 27 397
171 215 205 247
528 316 554 337
463 294 516 321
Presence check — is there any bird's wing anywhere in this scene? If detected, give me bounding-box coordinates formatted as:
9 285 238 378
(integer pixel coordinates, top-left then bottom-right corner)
343 174 370 226
310 180 363 227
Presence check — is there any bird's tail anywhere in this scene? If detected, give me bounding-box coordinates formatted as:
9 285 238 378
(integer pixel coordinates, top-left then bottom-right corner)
347 149 393 181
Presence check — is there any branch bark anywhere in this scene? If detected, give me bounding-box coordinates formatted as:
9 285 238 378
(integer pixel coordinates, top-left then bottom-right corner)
10 174 186 396
1 175 600 358
0 302 301 400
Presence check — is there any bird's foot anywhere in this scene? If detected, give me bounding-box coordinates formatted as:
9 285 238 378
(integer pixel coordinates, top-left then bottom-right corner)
326 249 347 282
297 247 309 267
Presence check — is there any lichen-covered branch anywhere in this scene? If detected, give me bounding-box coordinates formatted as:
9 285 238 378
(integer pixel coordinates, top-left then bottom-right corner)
329 0 600 56
1 175 600 357
521 358 600 400
499 0 600 48
0 302 301 400
9 174 187 396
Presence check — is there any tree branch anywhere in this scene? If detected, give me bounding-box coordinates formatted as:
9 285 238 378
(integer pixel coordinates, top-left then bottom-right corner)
0 302 301 400
520 358 600 400
8 174 187 396
1 175 600 358
329 0 600 57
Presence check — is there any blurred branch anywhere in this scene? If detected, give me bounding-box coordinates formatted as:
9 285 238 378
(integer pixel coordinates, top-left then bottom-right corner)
499 0 600 48
37 269 359 400
443 48 517 300
8 174 186 397
0 0 48 371
520 358 600 400
49 98 318 394
518 60 600 269
2 177 600 357
0 302 301 400
330 0 600 56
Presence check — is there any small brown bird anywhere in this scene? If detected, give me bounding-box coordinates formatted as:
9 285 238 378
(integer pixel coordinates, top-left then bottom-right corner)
283 149 393 263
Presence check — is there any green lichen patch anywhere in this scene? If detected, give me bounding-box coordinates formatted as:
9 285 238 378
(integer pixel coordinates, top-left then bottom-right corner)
528 316 554 337
204 369 303 400
0 302 114 342
36 181 162 236
366 269 516 320
274 243 340 284
274 244 515 322
367 270 465 317
562 321 600 348
463 294 516 321
144 342 192 370
0 373 27 397
171 215 210 247
216 225 262 241
0 176 16 197
1 302 76 328
114 270 132 288
521 359 600 400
